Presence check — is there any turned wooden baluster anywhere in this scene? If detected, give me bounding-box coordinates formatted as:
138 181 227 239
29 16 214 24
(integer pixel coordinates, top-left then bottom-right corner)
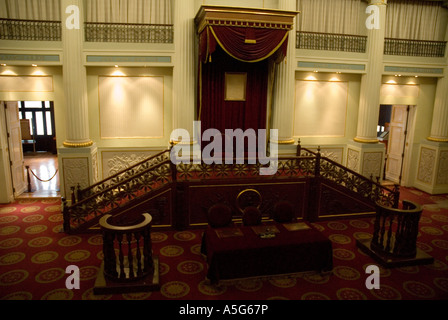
116 233 126 279
127 232 135 279
135 231 143 277
143 228 153 273
103 231 118 279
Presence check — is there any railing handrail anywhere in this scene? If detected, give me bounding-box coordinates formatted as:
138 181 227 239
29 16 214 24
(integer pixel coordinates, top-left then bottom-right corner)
297 30 367 38
100 213 152 233
300 147 396 194
85 21 173 27
81 149 169 195
385 37 447 44
68 158 172 210
0 17 61 23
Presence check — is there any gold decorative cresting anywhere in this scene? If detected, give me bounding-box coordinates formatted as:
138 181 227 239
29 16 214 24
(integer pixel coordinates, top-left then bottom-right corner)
427 137 448 143
63 140 94 148
353 137 379 144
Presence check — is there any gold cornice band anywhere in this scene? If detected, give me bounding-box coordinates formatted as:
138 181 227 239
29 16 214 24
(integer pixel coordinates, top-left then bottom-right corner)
63 140 94 148
353 137 379 144
427 137 448 143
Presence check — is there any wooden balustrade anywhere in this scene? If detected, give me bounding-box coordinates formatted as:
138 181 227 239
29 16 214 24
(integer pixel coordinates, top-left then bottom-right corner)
357 200 434 268
93 213 160 294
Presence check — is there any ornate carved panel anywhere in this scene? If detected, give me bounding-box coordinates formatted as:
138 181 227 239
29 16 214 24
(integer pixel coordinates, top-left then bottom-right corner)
436 150 448 185
188 180 308 225
347 148 360 172
101 151 161 179
309 147 344 164
62 158 89 196
417 147 436 184
362 152 383 178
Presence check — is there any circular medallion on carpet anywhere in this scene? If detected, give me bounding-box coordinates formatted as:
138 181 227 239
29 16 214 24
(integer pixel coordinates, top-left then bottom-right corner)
328 234 352 245
87 234 103 246
198 279 227 296
433 277 448 293
1 291 33 300
302 272 331 284
174 231 197 242
327 221 348 231
177 260 204 275
0 215 18 224
369 284 402 300
431 214 448 223
268 276 297 288
0 226 20 236
0 207 17 214
41 289 74 300
122 292 152 300
80 266 100 281
0 237 23 249
431 239 448 250
333 266 361 281
64 250 91 262
0 269 29 286
151 232 168 243
160 245 184 257
35 268 66 283
0 252 26 266
349 220 370 229
416 241 433 253
190 244 202 255
421 226 443 236
396 265 420 274
31 251 59 264
22 214 44 223
158 262 170 276
28 236 53 248
333 248 356 261
25 225 47 235
20 206 41 214
161 281 190 299
424 259 448 271
48 214 63 223
58 236 82 247
44 205 62 212
403 281 436 299
336 288 367 300
301 292 331 300
235 279 263 292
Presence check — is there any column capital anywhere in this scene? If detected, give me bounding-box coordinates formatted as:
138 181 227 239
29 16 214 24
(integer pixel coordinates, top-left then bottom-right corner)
368 0 387 5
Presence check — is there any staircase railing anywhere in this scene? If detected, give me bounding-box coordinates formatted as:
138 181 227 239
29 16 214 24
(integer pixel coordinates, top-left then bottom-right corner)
63 151 173 233
63 144 400 233
299 146 399 208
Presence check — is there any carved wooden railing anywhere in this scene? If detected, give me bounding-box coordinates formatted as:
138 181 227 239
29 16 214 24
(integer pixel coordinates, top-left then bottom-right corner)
299 147 399 208
63 144 400 233
296 31 367 53
0 18 62 41
85 22 174 43
100 213 154 282
63 150 172 233
371 200 422 258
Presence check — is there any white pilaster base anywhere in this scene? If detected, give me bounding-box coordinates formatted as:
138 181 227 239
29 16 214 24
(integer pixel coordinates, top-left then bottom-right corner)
346 142 386 181
58 144 99 201
414 141 448 195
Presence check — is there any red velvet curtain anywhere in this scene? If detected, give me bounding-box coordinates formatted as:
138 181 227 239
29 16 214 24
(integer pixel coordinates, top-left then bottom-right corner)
200 25 289 63
200 47 268 135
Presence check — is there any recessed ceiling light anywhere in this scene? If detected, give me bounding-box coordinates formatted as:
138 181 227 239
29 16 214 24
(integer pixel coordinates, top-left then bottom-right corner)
114 65 119 68
0 64 6 67
32 64 37 67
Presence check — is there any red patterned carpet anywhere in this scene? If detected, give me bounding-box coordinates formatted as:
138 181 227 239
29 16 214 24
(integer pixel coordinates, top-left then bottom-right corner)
0 187 448 301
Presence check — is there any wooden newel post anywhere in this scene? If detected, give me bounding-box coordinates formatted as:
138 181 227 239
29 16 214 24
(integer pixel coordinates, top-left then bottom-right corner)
62 198 71 234
25 166 32 193
315 146 321 177
94 213 160 295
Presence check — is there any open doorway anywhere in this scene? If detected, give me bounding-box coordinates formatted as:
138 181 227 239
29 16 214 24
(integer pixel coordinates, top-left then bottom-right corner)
378 104 416 186
4 100 60 198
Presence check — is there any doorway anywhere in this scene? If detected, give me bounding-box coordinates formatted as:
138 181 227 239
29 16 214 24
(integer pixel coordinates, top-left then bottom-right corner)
378 104 416 186
3 100 60 198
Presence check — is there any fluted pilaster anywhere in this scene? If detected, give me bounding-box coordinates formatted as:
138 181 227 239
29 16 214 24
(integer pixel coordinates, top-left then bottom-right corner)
428 73 448 142
172 0 196 143
270 0 297 145
61 0 92 148
354 0 387 144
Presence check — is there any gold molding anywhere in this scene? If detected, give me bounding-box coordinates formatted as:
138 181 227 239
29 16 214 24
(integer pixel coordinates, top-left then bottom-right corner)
427 137 448 143
353 137 379 144
63 140 94 148
272 139 296 145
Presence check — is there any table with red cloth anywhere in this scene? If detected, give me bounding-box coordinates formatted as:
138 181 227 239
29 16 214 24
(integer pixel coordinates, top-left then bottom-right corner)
201 222 333 284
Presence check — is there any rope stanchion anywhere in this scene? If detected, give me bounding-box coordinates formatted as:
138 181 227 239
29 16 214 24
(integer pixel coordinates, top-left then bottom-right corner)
28 168 59 183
